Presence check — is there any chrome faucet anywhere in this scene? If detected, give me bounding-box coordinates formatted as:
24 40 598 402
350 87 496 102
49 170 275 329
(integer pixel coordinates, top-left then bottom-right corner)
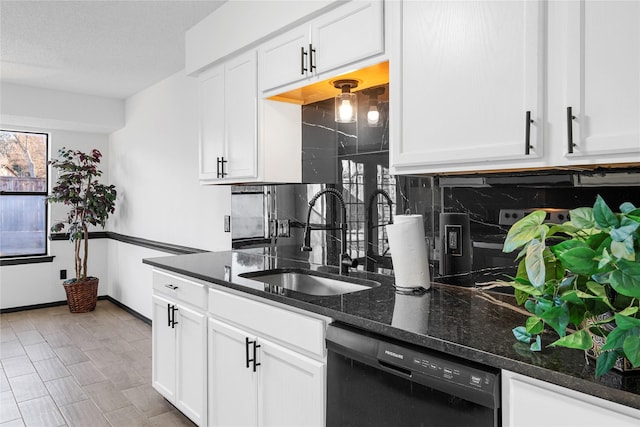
365 189 394 271
301 188 356 275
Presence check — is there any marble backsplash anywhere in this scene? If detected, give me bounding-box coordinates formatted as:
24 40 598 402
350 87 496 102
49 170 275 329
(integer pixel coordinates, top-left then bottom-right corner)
231 83 640 281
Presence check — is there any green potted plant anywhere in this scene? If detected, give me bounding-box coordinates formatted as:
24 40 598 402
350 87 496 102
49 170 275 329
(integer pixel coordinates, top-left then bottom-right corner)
48 148 117 313
502 195 640 377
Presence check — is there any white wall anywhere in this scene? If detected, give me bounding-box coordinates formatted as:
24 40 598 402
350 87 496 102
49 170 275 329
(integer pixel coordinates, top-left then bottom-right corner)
1 70 231 315
108 69 231 318
1 83 124 133
0 127 112 309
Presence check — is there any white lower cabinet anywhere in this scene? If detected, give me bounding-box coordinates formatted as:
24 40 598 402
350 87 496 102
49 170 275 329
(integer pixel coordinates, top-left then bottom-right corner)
152 270 207 426
502 370 640 427
207 288 327 427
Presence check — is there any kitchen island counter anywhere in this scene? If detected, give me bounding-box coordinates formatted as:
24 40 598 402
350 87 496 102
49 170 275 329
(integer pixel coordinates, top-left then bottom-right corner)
143 248 640 411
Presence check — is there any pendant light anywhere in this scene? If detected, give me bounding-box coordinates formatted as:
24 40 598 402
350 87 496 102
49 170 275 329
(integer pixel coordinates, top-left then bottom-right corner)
362 87 385 127
333 79 359 123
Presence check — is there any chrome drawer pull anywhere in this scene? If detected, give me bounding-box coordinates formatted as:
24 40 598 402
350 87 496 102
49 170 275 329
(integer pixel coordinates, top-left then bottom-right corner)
164 284 179 290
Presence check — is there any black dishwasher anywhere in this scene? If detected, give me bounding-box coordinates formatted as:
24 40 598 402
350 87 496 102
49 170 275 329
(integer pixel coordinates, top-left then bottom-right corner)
326 323 501 427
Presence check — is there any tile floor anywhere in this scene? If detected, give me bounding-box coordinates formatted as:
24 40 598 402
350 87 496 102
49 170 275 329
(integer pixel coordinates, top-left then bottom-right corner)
0 300 195 427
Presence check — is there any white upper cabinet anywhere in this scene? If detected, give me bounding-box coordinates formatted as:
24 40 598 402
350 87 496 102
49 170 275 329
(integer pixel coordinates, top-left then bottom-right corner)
199 50 258 184
259 26 312 94
259 0 385 93
559 0 640 163
390 0 545 174
391 0 640 175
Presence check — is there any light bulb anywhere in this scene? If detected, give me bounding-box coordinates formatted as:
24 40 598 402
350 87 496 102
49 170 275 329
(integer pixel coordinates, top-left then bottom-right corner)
367 106 380 126
339 99 354 122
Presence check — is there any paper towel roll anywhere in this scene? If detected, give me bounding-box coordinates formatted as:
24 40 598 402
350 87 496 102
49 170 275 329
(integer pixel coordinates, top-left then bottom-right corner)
386 214 431 290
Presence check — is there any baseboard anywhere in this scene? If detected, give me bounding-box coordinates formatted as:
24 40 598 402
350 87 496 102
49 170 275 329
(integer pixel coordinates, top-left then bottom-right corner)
0 300 68 313
0 295 151 325
102 295 151 325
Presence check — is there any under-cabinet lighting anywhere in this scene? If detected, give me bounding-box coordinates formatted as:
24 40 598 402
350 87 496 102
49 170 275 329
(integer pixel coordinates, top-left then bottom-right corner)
333 79 359 123
362 87 385 127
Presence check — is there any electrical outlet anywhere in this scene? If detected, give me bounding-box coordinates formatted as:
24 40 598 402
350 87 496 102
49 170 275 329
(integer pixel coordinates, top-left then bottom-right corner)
277 219 291 238
60 269 67 280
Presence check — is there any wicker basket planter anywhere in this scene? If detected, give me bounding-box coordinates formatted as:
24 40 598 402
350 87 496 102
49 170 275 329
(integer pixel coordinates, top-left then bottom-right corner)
63 277 99 313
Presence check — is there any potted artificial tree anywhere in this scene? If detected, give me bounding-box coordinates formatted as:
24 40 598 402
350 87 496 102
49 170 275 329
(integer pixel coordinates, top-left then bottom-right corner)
502 195 640 377
48 148 116 313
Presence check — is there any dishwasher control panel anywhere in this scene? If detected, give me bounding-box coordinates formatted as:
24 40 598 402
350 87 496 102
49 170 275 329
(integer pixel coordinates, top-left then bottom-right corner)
377 341 497 394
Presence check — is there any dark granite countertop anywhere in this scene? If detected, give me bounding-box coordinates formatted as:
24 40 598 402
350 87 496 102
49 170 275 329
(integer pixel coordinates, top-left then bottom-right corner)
143 247 640 411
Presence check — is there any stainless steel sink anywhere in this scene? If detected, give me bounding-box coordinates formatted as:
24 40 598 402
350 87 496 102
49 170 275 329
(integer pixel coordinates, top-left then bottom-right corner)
239 268 380 296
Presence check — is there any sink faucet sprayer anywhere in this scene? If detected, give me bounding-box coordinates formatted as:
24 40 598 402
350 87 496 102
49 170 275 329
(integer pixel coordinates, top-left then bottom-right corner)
301 188 357 275
365 189 394 271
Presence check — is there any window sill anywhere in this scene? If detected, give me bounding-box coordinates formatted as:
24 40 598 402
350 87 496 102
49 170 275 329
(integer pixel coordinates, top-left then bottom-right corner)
0 256 55 266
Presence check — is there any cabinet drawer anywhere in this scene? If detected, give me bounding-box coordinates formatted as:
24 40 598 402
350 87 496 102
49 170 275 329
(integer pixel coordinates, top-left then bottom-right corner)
208 288 326 359
153 270 207 311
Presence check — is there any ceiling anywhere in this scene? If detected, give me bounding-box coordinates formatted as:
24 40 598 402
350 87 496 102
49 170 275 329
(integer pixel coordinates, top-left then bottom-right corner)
0 0 225 99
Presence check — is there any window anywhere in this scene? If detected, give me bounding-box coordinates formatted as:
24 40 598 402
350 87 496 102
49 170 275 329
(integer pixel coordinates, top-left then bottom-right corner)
0 130 48 257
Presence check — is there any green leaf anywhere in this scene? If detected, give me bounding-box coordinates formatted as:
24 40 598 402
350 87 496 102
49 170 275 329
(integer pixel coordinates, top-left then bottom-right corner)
623 335 640 367
586 233 610 251
586 281 615 309
549 329 593 350
530 335 542 352
593 195 619 229
526 316 544 335
610 259 640 299
557 247 597 275
526 239 546 289
511 280 543 296
614 313 640 330
620 202 637 214
514 288 529 306
560 290 584 305
610 217 640 242
540 304 570 337
570 207 595 229
503 211 547 253
598 247 613 270
513 326 532 343
548 223 579 236
611 236 635 261
550 239 587 258
618 306 639 317
601 327 632 351
595 351 619 378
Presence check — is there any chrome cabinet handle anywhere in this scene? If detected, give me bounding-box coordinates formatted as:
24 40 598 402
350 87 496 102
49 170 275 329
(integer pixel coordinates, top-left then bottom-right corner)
164 284 179 290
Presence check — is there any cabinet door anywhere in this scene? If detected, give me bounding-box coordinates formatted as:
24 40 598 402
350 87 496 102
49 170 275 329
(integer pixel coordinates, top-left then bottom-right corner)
199 64 226 181
258 338 325 427
175 304 207 426
502 370 640 426
151 294 176 402
224 51 258 180
208 318 258 427
564 0 640 161
312 0 384 76
392 0 544 173
259 26 311 93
